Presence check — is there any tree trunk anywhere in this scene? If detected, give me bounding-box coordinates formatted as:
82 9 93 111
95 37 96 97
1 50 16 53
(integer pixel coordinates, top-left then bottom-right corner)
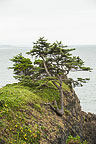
58 76 64 115
59 88 64 111
42 55 60 89
42 56 64 116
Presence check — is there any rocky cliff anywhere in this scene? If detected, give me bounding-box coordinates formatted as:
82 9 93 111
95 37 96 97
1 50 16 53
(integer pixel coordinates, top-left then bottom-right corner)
0 83 96 144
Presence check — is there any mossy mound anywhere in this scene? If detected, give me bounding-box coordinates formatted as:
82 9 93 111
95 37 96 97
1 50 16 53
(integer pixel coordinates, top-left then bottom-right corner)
0 83 69 144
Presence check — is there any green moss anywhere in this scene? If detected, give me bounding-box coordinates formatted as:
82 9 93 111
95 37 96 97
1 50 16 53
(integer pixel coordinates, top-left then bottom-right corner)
49 81 70 92
29 80 70 104
0 84 41 109
0 84 42 144
62 82 70 91
64 108 70 115
33 104 42 113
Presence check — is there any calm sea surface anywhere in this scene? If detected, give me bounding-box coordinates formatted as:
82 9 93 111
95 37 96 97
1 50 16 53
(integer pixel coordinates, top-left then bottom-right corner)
0 45 96 114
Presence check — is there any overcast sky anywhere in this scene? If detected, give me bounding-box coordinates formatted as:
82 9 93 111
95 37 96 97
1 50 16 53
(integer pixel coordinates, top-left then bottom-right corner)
0 0 96 45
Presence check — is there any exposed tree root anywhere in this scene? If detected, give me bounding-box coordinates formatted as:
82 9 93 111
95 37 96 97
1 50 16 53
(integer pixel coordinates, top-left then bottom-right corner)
44 102 64 116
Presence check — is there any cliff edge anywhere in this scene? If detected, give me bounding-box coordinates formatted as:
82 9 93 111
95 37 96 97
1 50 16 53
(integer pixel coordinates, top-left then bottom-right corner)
0 83 96 144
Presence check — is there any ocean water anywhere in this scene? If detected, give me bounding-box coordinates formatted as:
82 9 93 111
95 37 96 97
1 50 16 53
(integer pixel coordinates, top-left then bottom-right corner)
0 45 96 114
69 45 96 114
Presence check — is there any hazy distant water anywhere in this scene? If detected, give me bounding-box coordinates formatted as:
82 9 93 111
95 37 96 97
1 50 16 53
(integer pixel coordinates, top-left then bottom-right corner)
0 45 96 114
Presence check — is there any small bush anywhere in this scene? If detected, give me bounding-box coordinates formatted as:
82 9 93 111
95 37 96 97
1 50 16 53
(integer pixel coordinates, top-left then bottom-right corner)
66 135 87 144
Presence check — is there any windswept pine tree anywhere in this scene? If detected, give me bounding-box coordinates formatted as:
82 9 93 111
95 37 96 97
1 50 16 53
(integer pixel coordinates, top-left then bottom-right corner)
9 37 91 116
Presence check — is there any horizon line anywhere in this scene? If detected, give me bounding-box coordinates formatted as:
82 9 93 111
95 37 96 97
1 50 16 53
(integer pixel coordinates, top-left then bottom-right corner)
0 44 96 47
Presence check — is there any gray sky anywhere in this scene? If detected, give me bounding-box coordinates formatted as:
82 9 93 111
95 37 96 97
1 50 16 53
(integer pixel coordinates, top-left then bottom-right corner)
0 0 96 45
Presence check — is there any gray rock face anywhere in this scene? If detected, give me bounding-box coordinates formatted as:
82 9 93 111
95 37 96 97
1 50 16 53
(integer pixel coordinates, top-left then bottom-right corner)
82 112 96 144
58 91 96 144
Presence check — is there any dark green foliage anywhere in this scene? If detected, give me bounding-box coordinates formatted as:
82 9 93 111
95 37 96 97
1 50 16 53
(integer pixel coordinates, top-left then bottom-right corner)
9 53 34 81
9 38 91 88
26 37 91 88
